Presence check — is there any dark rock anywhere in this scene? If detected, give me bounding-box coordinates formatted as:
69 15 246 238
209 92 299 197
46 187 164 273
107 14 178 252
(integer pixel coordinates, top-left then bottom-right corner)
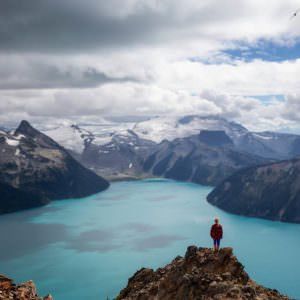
198 130 233 147
185 245 198 259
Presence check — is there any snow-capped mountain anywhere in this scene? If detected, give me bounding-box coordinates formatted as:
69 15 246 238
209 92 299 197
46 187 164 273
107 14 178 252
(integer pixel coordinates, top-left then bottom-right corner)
133 115 248 143
44 120 136 154
44 115 300 158
43 115 247 154
42 115 300 182
43 120 155 180
44 124 94 154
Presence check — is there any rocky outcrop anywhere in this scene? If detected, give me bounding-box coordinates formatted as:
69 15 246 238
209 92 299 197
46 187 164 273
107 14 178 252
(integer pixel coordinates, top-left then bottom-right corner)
207 159 300 223
0 120 109 214
117 246 288 300
0 274 53 300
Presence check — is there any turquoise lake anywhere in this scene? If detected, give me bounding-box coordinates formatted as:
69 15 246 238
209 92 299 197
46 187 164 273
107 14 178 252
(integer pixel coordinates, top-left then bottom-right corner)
1 178 300 299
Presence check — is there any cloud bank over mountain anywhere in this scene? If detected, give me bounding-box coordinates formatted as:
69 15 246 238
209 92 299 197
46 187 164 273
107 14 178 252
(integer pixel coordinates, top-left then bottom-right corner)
1 0 300 132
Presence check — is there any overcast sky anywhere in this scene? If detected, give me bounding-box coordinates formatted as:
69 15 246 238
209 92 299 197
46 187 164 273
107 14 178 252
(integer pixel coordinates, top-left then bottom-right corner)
1 0 300 132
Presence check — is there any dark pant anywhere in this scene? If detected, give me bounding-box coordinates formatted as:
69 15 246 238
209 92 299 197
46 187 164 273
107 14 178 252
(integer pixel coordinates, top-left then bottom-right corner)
213 239 220 247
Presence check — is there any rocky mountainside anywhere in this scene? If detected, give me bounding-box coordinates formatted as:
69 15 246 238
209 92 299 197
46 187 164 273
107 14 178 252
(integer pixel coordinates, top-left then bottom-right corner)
44 122 156 180
0 274 52 300
133 115 300 159
207 158 300 223
143 132 267 185
43 115 300 182
0 120 109 214
117 246 288 300
80 129 156 180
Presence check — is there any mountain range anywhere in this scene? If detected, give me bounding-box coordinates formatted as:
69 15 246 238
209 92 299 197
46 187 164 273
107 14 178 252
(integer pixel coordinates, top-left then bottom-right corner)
43 115 300 185
2 115 300 221
42 115 300 223
44 115 300 160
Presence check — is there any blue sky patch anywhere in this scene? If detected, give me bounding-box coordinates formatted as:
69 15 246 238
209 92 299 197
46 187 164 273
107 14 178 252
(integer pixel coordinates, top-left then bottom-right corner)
246 94 285 104
223 39 300 62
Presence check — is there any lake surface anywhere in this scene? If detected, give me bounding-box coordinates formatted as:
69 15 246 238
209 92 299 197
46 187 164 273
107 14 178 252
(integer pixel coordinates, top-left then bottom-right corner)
1 179 300 299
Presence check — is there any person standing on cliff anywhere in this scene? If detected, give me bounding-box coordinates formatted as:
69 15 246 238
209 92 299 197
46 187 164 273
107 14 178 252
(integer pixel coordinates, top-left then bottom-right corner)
210 218 223 251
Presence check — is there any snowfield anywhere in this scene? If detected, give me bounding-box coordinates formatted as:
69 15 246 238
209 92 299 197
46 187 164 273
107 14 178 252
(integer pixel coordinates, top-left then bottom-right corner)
5 137 20 147
45 125 93 154
44 115 248 154
133 115 247 143
41 115 300 160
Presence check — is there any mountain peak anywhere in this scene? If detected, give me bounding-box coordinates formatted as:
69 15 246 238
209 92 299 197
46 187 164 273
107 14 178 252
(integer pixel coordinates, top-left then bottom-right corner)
117 246 288 299
15 120 39 137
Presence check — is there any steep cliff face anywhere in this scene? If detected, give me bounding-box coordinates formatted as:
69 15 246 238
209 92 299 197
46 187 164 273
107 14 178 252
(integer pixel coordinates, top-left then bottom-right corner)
198 130 233 147
117 246 288 300
0 274 52 300
0 181 48 214
207 159 300 223
0 120 109 214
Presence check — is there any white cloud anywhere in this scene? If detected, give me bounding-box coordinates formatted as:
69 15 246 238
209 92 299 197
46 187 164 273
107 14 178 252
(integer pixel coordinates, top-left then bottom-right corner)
1 0 300 133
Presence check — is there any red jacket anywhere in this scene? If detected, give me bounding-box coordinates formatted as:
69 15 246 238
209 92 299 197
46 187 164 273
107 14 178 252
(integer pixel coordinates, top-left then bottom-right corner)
210 224 223 240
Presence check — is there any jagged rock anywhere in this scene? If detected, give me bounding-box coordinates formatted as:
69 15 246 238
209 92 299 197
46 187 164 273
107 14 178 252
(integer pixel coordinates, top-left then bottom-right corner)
0 274 52 300
117 246 289 300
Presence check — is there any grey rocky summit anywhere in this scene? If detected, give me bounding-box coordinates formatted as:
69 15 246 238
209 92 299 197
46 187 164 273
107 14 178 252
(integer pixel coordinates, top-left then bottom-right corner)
117 246 289 300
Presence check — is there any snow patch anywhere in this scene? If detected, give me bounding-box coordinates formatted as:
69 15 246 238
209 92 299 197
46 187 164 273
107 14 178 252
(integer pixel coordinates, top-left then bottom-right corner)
252 133 273 140
5 137 19 147
44 126 87 154
99 150 109 154
14 134 26 140
133 116 248 143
